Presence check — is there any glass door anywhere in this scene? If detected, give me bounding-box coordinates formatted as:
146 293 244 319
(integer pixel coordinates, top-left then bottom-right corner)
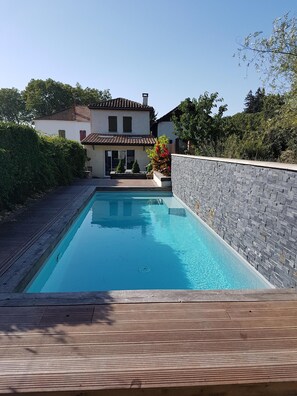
105 150 135 175
105 150 119 176
105 151 111 176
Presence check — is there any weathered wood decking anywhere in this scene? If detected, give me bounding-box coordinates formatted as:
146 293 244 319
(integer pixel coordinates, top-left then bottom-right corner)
0 291 297 395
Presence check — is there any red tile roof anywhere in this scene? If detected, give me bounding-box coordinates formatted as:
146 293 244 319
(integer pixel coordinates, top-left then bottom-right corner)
35 106 90 121
81 133 156 146
89 97 154 111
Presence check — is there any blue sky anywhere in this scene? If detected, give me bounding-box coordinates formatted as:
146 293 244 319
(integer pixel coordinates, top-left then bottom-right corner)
0 0 296 117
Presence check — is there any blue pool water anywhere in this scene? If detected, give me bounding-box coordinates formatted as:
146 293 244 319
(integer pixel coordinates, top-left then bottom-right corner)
25 192 271 292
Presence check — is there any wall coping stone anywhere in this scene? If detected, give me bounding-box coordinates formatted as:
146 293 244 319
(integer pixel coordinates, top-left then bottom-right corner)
172 154 297 172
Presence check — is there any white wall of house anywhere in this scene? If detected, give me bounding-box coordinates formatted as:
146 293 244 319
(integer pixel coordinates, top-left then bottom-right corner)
85 145 151 177
158 121 176 141
91 199 147 223
34 120 91 142
91 110 150 135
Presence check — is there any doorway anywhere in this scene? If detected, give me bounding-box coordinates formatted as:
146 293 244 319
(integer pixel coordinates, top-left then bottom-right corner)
105 150 135 176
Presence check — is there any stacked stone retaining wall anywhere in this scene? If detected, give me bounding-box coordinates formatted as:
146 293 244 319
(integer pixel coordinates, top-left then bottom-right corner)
172 154 297 288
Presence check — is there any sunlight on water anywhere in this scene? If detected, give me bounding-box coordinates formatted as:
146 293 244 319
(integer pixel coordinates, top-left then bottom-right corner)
25 192 270 292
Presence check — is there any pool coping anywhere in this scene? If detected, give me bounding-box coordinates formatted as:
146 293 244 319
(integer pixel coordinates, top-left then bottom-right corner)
1 288 297 306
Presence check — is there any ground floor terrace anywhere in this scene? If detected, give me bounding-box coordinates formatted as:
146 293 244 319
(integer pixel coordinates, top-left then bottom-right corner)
0 178 297 395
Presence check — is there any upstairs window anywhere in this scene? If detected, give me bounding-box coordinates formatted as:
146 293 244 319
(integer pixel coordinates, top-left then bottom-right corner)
108 116 117 132
80 130 86 141
58 130 66 138
123 116 132 133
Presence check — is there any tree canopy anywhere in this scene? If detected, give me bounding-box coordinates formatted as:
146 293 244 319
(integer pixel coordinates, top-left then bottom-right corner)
24 79 111 118
169 13 297 164
0 78 111 122
23 79 74 118
172 92 228 156
0 88 28 123
244 88 266 113
237 13 297 91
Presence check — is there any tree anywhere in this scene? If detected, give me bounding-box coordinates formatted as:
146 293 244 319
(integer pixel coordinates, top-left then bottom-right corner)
244 88 266 113
72 83 111 105
244 90 256 113
237 13 297 91
132 160 140 173
254 87 266 112
23 79 112 118
237 13 297 164
172 92 228 156
115 159 125 173
262 93 285 119
23 79 74 118
0 88 29 123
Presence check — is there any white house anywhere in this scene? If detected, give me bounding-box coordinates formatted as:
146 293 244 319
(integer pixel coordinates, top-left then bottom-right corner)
34 105 91 142
152 106 183 153
82 94 156 177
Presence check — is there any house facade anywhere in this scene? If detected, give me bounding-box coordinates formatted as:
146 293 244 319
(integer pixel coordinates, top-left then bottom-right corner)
34 106 91 142
82 95 155 177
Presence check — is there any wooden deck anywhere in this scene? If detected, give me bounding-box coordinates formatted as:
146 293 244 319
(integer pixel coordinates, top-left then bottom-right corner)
1 291 297 395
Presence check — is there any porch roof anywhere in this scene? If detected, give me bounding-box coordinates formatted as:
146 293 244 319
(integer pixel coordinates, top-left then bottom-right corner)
81 133 156 146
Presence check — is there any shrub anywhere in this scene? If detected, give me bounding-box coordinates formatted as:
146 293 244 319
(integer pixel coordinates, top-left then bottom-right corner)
115 158 125 173
132 160 140 173
0 122 86 211
147 137 171 176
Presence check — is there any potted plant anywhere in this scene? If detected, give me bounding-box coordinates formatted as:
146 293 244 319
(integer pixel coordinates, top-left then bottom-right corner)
132 160 140 173
115 159 125 174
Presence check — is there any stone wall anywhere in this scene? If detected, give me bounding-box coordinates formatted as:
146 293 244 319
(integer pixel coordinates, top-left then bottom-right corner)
172 154 297 288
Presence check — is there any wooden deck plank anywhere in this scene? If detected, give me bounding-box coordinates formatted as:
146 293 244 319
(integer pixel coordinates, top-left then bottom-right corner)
1 366 297 393
2 339 297 359
2 327 297 346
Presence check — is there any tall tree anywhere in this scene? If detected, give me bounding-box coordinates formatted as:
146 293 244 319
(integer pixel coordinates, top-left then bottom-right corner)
23 79 112 118
254 87 266 112
172 92 228 156
23 79 74 118
237 13 297 91
237 13 297 163
0 88 29 123
244 88 266 113
244 90 256 113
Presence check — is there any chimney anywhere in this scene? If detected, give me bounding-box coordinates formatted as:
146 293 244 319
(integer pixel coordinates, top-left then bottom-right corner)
142 93 148 106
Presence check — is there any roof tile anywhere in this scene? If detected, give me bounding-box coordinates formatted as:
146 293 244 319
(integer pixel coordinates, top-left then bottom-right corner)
81 133 156 146
89 97 153 111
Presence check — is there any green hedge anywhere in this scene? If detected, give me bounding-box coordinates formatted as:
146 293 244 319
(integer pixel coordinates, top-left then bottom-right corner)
0 122 86 210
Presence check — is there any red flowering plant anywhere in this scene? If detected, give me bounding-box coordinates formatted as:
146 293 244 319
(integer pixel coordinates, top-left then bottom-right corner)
147 135 171 176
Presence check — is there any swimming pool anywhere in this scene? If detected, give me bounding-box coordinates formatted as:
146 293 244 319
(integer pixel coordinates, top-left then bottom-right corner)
25 191 271 292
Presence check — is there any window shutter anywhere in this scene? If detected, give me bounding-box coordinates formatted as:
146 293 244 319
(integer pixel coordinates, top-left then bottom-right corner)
80 130 86 141
58 130 66 138
123 117 132 133
108 116 117 132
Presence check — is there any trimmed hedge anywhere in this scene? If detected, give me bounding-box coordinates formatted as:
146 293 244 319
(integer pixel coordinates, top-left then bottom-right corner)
0 122 86 210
